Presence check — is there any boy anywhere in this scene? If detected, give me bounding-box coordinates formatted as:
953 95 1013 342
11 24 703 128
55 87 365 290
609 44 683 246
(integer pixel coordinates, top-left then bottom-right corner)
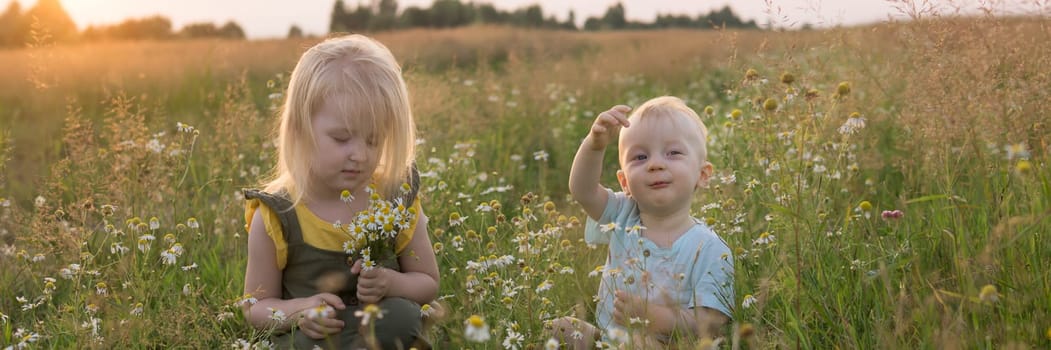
553 96 733 348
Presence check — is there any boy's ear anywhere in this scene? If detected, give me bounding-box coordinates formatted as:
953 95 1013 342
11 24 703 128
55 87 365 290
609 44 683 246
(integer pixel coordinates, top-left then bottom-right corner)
696 161 714 190
616 170 630 195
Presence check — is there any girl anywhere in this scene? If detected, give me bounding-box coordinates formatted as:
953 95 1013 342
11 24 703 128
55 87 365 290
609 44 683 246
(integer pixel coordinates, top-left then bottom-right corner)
242 34 439 349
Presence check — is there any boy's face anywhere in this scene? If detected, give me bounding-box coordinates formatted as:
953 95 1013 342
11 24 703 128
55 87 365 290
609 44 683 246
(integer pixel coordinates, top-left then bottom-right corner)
616 114 712 215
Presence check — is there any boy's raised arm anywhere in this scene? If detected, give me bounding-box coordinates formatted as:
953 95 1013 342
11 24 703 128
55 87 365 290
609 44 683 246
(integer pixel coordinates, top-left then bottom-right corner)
569 105 631 220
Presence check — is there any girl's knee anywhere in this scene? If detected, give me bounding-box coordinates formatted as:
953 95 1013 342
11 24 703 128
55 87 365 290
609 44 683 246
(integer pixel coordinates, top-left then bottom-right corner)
371 298 423 348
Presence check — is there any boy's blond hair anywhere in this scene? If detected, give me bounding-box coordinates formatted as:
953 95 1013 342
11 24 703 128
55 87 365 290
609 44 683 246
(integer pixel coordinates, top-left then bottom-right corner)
620 96 709 163
264 34 416 205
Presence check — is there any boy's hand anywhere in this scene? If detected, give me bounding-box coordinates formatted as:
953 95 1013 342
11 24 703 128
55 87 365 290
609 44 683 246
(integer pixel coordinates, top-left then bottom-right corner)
585 105 632 151
298 293 346 339
351 259 391 304
612 290 645 324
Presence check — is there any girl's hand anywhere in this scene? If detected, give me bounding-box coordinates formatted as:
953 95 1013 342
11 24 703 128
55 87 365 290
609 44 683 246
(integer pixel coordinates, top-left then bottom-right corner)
586 105 632 151
350 259 392 304
297 293 346 339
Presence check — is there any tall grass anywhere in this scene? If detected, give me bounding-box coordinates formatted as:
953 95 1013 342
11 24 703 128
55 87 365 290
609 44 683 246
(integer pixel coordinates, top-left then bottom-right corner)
1 13 1049 349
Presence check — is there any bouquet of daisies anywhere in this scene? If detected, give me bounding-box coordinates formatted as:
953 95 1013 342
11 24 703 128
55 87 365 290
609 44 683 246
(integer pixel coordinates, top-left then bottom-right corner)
338 184 416 271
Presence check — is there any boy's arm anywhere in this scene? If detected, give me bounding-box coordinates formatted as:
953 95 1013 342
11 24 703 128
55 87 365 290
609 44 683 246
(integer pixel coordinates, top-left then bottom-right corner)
614 291 729 338
569 105 632 220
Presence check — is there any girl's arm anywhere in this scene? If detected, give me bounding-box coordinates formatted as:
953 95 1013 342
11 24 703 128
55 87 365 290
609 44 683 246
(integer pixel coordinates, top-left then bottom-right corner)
356 212 439 305
569 105 631 220
243 210 345 334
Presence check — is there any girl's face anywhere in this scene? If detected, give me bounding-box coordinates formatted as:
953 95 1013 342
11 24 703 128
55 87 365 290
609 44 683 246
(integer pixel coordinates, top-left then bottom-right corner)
308 97 381 200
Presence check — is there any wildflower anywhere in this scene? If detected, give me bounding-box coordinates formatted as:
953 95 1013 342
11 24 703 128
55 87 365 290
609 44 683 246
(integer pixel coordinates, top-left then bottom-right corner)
34 195 46 208
11 328 40 348
744 68 759 80
881 210 904 220
979 284 999 303
355 304 384 325
449 212 467 226
730 108 743 120
340 190 354 203
131 303 144 316
839 112 866 135
599 222 619 233
31 253 45 262
149 217 160 230
545 338 560 350
268 307 287 322
237 293 258 307
836 81 852 96
182 263 198 271
503 326 524 349
96 282 107 296
752 232 775 245
307 303 334 320
536 279 554 293
704 105 715 116
762 98 778 111
780 72 795 84
742 294 757 308
606 326 629 346
464 315 491 342
183 284 192 296
160 248 178 265
420 303 434 317
1015 160 1031 174
858 201 872 211
533 150 549 162
1004 143 1030 160
186 217 199 229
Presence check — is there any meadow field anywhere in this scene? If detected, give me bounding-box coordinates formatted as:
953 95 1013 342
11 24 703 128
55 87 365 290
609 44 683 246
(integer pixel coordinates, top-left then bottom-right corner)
1 15 1049 349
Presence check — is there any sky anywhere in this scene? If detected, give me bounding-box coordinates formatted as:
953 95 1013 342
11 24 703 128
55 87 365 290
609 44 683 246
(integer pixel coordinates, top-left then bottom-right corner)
3 0 1046 39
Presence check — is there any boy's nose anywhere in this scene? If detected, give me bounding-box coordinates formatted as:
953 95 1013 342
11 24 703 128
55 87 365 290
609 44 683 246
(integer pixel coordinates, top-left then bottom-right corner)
647 158 665 171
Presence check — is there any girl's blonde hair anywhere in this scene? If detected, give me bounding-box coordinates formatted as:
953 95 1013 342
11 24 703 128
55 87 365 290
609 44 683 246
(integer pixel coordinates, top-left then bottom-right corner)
264 34 416 205
624 96 710 163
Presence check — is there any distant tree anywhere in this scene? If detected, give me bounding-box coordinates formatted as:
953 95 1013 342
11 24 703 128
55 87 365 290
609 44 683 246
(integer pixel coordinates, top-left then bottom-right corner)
474 3 503 24
369 0 398 31
562 9 577 30
219 21 245 39
601 2 626 29
400 6 430 27
330 0 348 32
111 16 172 40
511 5 543 27
0 1 27 46
24 0 77 43
287 24 304 38
429 0 472 28
179 22 218 38
583 17 602 31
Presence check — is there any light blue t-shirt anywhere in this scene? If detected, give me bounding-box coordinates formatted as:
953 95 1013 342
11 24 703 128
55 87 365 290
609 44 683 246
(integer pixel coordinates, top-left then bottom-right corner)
585 189 734 334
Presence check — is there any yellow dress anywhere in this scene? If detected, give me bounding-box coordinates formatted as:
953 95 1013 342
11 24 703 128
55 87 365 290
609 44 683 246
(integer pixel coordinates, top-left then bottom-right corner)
244 198 421 269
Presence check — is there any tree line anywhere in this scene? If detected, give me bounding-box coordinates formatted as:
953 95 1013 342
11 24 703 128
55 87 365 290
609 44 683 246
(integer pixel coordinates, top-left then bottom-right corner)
331 0 757 32
0 0 245 47
0 0 758 48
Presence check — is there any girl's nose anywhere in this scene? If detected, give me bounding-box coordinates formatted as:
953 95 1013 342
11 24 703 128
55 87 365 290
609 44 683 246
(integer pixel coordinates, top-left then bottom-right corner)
346 139 367 161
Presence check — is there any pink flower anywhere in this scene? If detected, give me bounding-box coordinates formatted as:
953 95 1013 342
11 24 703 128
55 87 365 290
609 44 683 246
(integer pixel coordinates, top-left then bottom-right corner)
881 210 904 220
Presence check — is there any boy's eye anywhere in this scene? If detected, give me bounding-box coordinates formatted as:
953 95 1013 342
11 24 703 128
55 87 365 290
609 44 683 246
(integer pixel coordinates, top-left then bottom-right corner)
632 154 647 161
669 150 684 156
